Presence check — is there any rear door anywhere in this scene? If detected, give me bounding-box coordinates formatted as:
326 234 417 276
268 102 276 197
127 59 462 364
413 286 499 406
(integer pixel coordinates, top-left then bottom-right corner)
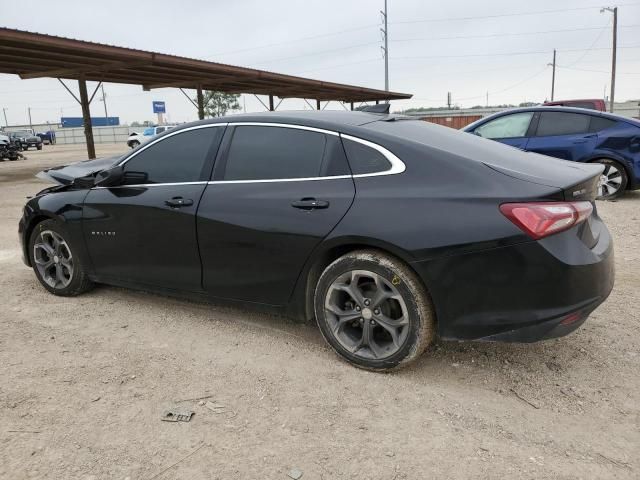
471 112 534 149
82 125 224 291
197 124 355 305
525 111 598 161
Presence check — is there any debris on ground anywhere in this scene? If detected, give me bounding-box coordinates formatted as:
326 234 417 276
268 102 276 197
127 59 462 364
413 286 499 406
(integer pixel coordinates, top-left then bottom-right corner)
287 468 303 479
161 408 194 422
204 401 226 414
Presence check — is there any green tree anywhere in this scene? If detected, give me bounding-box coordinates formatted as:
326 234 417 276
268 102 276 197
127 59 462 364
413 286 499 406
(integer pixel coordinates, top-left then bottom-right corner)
198 91 241 118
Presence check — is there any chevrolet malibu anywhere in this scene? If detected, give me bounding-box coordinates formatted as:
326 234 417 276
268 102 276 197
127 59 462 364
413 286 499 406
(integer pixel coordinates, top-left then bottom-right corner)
19 111 614 370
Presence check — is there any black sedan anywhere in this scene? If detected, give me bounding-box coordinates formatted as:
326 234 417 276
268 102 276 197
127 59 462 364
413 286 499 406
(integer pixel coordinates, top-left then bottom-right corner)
19 111 614 370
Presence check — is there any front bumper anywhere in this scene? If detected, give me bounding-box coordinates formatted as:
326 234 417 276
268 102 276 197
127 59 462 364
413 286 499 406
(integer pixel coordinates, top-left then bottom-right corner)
411 221 614 343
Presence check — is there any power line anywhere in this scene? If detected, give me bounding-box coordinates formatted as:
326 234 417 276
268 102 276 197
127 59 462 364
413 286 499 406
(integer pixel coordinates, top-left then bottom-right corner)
556 64 640 74
205 24 379 58
392 24 640 43
390 2 640 25
391 44 640 61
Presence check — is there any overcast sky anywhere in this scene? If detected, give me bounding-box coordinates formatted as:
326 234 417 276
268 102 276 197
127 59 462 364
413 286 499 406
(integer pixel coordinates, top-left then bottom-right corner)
1 0 639 125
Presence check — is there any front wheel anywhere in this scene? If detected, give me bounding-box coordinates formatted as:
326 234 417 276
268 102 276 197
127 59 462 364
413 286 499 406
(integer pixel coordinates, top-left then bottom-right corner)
596 159 628 200
314 250 436 371
129 140 140 149
29 219 94 296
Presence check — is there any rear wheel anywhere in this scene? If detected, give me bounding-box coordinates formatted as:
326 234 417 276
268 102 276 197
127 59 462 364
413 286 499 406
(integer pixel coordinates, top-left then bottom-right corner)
29 219 94 296
314 250 436 371
596 159 628 200
130 140 140 148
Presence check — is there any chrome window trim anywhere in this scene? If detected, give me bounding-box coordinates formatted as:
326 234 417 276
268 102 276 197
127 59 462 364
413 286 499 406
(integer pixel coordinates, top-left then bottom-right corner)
105 121 406 187
340 133 406 177
227 122 340 137
117 123 228 167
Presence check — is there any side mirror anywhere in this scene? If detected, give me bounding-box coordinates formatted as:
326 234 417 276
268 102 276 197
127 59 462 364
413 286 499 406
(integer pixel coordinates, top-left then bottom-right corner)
94 166 124 187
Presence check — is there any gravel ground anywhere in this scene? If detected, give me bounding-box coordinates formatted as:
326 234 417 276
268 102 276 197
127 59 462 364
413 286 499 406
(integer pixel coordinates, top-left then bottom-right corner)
1 144 638 479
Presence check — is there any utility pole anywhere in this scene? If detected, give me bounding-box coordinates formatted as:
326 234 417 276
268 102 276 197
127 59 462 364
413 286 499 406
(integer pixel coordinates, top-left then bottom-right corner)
100 84 109 123
28 107 32 130
2 108 7 127
380 0 389 91
601 6 618 112
447 92 452 109
548 49 557 101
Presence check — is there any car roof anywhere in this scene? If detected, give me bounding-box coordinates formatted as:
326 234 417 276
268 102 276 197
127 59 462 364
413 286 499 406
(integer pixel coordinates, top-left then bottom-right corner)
173 110 401 132
465 106 640 130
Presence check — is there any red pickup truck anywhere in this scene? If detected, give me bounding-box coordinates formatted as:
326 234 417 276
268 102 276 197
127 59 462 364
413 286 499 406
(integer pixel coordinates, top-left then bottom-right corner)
543 99 607 111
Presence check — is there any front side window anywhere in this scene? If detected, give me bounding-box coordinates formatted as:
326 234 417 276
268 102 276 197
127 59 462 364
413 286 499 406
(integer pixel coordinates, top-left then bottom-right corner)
156 127 166 134
223 126 327 180
474 112 534 139
123 127 221 183
535 112 591 137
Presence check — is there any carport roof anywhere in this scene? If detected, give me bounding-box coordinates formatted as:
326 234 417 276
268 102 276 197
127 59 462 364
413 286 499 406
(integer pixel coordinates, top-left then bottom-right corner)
0 27 411 103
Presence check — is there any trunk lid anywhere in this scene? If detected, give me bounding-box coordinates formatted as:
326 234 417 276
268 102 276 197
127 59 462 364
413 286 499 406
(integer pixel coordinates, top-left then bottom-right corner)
482 151 603 201
36 155 121 185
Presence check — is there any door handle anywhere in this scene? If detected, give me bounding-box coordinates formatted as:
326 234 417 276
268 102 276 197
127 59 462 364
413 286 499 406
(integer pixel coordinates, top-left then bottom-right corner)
165 197 194 208
573 134 597 144
291 198 330 210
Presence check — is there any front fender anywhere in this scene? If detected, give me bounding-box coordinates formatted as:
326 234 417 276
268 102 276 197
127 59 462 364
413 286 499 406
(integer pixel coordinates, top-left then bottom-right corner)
20 189 91 269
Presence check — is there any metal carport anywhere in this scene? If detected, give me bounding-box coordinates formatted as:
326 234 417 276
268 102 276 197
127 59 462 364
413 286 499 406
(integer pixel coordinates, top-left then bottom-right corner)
0 27 412 158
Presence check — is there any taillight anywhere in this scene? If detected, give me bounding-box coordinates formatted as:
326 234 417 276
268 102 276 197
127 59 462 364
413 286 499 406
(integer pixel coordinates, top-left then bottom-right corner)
499 201 593 240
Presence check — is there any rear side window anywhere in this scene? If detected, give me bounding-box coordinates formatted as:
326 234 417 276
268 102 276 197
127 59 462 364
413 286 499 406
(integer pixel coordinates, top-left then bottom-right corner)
589 116 617 132
535 112 591 136
223 126 327 180
473 112 533 139
124 127 221 183
342 138 391 174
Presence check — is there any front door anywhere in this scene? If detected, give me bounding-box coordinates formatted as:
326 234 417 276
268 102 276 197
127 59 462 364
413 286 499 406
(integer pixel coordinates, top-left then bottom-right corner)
82 125 224 291
472 111 535 150
197 124 356 305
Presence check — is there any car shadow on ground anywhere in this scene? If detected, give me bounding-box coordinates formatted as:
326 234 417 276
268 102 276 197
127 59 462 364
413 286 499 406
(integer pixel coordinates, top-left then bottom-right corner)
85 283 588 385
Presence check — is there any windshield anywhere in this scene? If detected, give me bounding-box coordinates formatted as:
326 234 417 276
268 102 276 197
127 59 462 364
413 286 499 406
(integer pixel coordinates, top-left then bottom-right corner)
143 127 155 136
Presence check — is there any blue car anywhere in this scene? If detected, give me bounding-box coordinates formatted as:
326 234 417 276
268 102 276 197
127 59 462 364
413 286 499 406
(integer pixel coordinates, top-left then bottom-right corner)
464 107 640 199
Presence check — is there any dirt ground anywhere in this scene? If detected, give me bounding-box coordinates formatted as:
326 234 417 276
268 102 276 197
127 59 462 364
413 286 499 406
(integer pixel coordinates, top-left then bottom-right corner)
1 143 638 480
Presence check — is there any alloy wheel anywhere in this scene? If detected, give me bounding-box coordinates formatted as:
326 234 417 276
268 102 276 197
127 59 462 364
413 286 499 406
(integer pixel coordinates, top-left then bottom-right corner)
324 270 409 360
598 164 623 198
33 230 74 289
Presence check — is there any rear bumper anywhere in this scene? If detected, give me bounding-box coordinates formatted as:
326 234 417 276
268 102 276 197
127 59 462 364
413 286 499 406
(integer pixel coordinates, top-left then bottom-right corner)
411 221 614 342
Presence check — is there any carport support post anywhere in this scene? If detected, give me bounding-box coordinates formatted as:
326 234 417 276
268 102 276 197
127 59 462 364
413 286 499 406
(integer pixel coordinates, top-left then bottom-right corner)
269 95 274 111
316 99 321 110
197 86 205 120
350 102 354 111
78 76 96 159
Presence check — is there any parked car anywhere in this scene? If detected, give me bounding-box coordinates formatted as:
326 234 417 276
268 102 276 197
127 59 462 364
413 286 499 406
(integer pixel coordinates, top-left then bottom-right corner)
37 130 56 145
543 99 607 111
127 125 176 148
20 111 613 370
464 107 640 199
0 131 9 145
9 130 42 150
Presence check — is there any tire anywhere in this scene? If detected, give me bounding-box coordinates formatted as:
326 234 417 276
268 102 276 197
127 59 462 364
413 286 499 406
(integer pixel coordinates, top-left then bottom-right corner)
596 158 628 200
314 249 436 371
37 145 42 150
130 140 140 149
28 219 94 296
